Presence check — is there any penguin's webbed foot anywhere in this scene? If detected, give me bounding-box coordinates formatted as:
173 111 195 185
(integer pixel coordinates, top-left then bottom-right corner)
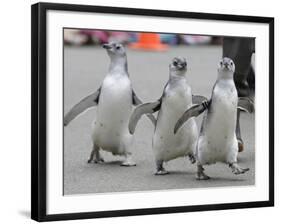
155 161 169 175
196 172 210 180
94 157 105 164
188 154 196 164
87 148 104 164
196 165 210 180
121 161 136 166
87 157 104 164
155 169 169 175
229 163 249 175
121 155 136 166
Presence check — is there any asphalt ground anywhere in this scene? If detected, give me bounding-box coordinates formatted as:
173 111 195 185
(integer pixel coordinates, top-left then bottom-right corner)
63 45 255 195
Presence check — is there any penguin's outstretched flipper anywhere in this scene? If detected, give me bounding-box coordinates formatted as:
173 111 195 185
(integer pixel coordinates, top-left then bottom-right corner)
192 95 208 105
174 101 209 134
132 90 157 127
129 101 161 134
64 87 101 126
238 97 254 113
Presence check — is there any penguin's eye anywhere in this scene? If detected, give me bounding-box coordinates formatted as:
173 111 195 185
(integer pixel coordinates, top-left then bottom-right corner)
173 61 178 66
230 61 233 66
116 46 121 50
220 61 223 66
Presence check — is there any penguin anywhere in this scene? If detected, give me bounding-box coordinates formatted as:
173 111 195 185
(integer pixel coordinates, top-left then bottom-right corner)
129 57 206 175
174 57 254 180
64 42 156 166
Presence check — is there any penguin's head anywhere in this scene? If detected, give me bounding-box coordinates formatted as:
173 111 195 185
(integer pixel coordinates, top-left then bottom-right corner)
170 57 187 76
103 42 126 58
218 57 235 75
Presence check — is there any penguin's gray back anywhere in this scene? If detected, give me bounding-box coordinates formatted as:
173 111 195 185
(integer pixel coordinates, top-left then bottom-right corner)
153 79 198 161
198 79 238 164
92 72 133 153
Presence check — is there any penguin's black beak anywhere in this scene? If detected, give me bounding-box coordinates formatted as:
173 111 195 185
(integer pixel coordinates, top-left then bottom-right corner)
222 62 229 69
178 62 187 70
102 43 112 49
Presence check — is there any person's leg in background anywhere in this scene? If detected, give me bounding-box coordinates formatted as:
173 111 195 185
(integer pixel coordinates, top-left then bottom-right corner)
223 37 255 97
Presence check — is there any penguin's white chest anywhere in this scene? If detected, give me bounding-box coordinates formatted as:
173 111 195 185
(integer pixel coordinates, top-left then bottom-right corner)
198 80 238 164
208 81 237 140
153 83 198 161
92 74 132 153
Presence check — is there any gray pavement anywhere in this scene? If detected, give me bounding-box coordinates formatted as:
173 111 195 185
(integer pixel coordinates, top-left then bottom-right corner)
63 45 255 195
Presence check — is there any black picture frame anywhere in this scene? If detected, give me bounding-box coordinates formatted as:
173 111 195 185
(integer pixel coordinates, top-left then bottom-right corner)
31 2 274 222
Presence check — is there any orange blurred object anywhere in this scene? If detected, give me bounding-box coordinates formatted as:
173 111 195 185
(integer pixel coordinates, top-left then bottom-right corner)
130 33 168 51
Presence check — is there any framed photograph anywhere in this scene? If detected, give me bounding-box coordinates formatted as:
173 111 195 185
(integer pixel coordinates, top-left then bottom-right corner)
31 2 274 222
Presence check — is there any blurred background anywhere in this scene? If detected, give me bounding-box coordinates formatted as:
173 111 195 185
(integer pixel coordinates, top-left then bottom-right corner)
64 29 222 47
